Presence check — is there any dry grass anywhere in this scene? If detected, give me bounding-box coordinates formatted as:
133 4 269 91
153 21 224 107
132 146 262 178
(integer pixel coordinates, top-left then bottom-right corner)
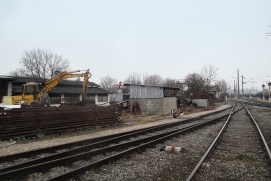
120 103 222 124
120 114 171 124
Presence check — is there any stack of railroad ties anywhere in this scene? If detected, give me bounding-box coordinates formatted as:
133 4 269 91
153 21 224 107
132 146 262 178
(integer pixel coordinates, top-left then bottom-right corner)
0 104 123 141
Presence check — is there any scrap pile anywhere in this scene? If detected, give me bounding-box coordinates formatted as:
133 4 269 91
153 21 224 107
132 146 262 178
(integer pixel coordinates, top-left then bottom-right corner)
0 105 121 141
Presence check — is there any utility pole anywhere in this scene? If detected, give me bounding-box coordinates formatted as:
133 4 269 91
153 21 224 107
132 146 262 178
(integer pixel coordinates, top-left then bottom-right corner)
237 69 240 99
234 80 235 97
268 82 271 102
242 75 244 97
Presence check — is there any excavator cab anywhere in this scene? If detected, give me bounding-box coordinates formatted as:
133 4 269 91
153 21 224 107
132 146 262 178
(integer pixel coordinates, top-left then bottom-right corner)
23 83 40 96
10 69 90 107
23 83 50 106
12 83 45 106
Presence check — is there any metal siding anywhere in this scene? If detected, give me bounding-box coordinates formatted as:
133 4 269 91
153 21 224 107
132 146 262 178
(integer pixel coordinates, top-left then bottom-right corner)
129 85 163 98
110 93 123 102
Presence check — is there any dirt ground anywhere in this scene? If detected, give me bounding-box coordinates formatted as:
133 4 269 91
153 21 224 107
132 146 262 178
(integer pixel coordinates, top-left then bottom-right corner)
0 101 228 156
119 101 225 124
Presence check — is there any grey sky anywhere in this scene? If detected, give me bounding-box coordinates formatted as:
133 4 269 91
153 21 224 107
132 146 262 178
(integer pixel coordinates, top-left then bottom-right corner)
1 0 271 91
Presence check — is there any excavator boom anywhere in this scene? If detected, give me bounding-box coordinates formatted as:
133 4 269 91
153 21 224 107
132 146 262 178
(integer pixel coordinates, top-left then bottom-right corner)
37 69 91 102
10 69 91 106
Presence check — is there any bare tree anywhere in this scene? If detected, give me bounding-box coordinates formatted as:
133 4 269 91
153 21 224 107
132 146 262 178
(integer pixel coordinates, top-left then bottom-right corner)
185 73 205 93
162 78 183 88
201 64 218 92
99 75 118 93
124 72 142 85
9 68 28 77
143 74 163 86
9 48 70 78
215 79 229 94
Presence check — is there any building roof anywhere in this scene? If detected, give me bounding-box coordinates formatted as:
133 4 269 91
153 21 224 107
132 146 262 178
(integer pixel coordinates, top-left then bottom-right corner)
12 76 100 87
11 76 108 95
0 75 16 81
124 83 163 88
12 76 47 83
49 86 108 94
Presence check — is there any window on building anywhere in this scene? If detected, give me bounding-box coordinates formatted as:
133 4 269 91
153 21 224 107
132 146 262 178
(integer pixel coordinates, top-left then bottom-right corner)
86 95 95 102
98 95 108 102
66 96 80 103
50 97 61 104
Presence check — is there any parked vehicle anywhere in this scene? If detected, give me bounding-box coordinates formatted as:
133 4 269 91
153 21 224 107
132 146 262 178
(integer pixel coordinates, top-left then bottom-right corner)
4 69 91 106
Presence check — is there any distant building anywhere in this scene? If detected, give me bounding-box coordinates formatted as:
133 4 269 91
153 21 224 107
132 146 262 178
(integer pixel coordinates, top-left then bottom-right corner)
110 84 181 116
0 76 109 106
0 76 15 101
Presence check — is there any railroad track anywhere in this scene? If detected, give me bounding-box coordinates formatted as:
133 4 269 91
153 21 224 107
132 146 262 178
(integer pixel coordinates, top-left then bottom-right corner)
0 105 233 180
65 102 269 181
186 104 271 180
246 103 271 149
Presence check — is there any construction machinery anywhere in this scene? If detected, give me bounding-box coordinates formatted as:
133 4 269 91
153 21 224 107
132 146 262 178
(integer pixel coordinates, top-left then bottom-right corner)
9 69 91 106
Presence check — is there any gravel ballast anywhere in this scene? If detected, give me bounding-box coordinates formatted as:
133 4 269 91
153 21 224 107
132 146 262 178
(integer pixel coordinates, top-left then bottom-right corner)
0 105 230 157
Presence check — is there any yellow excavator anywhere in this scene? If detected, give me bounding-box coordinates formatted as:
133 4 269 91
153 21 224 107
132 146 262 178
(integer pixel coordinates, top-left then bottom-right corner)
9 69 91 106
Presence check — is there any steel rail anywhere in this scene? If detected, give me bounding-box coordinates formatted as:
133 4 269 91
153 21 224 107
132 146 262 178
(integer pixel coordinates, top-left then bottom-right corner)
0 105 232 141
186 102 242 181
0 109 232 180
186 102 270 181
0 121 210 179
0 110 231 179
0 105 232 163
0 106 120 141
245 106 271 161
47 113 230 181
0 120 194 174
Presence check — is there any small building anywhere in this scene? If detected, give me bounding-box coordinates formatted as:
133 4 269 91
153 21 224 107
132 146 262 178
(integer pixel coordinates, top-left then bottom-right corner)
0 76 109 106
111 84 180 116
0 76 15 102
111 84 181 101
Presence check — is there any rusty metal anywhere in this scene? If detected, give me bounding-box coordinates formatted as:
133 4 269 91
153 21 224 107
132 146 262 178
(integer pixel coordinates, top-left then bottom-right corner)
0 105 120 141
0 107 232 180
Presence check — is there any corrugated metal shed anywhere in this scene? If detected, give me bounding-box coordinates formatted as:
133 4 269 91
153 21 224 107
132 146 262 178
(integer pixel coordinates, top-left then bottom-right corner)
110 93 123 102
127 84 164 98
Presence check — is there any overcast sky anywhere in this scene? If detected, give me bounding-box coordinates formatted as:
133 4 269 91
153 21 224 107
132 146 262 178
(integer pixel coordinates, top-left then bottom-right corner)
1 0 271 91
